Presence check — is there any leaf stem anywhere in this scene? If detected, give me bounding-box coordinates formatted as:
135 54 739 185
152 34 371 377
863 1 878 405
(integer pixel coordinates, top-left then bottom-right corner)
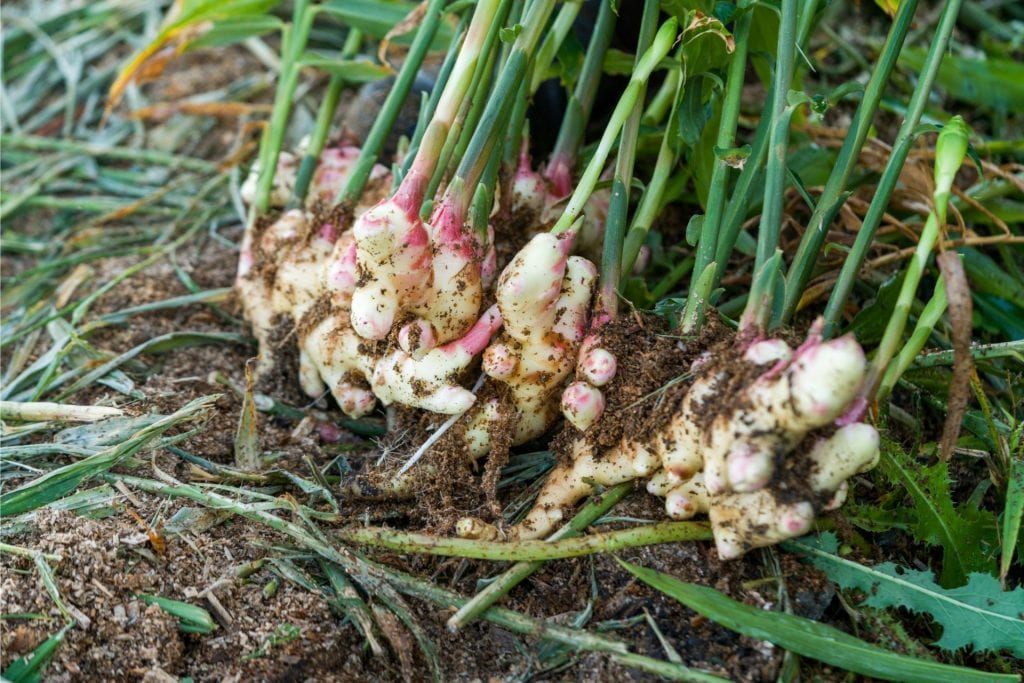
781 0 920 324
550 18 679 236
389 0 506 215
599 0 660 318
342 520 711 561
876 276 948 402
527 1 582 95
253 0 313 214
821 0 965 337
710 1 819 294
397 12 470 188
739 0 799 335
860 116 970 406
546 0 616 185
289 29 363 207
446 481 633 630
681 8 752 333
338 0 448 204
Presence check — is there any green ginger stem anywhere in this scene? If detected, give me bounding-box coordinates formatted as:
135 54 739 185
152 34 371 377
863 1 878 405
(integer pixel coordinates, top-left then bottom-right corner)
447 482 633 630
781 0 920 324
341 520 711 561
547 0 616 179
550 18 679 236
822 0 964 337
253 0 312 215
860 116 970 405
599 0 660 318
338 0 448 204
681 8 753 333
289 29 363 208
739 0 799 335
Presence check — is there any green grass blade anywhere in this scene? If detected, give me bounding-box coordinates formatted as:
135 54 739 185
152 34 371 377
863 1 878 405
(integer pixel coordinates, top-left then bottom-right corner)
0 396 217 517
1 625 70 683
138 594 217 634
54 331 248 402
617 559 1019 683
1001 458 1024 581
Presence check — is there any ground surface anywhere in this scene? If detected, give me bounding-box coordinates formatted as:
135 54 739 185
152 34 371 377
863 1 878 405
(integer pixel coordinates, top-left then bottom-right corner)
1 188 838 683
2 5 1021 681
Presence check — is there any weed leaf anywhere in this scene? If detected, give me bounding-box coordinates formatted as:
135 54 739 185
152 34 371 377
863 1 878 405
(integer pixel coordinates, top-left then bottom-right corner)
617 558 1017 683
879 441 997 585
788 534 1024 658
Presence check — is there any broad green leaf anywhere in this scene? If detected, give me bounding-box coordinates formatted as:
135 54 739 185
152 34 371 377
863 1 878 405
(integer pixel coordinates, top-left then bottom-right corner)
296 55 392 82
962 248 1024 309
139 594 217 634
187 15 283 49
788 535 1024 658
679 11 734 77
1002 458 1024 580
617 558 1016 683
847 271 904 345
974 293 1024 340
879 441 998 585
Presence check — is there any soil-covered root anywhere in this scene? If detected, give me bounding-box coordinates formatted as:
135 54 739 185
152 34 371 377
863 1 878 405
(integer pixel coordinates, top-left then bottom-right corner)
235 146 385 377
344 175 487 360
458 322 880 559
348 233 599 501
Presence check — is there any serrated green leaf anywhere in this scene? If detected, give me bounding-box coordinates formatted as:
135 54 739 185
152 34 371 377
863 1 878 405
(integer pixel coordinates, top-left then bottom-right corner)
617 558 1017 683
788 535 1024 658
879 441 997 585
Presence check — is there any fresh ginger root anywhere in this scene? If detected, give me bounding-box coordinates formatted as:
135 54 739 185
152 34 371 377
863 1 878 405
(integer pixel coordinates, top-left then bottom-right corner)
459 323 879 559
476 233 597 445
354 233 599 499
235 147 500 417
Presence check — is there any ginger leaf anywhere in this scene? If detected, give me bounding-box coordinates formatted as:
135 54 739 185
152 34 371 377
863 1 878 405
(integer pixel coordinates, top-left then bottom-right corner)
878 441 997 585
787 535 1024 658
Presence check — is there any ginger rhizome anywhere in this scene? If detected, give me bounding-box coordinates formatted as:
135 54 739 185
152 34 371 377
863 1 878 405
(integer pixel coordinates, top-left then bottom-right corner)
234 8 892 561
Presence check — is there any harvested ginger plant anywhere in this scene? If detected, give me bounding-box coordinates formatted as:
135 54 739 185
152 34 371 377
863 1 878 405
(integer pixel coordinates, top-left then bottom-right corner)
5 0 1023 680
235 5 882 560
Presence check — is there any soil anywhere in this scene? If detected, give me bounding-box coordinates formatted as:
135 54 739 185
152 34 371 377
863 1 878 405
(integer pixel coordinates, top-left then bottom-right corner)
0 225 849 681
0 190 844 683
